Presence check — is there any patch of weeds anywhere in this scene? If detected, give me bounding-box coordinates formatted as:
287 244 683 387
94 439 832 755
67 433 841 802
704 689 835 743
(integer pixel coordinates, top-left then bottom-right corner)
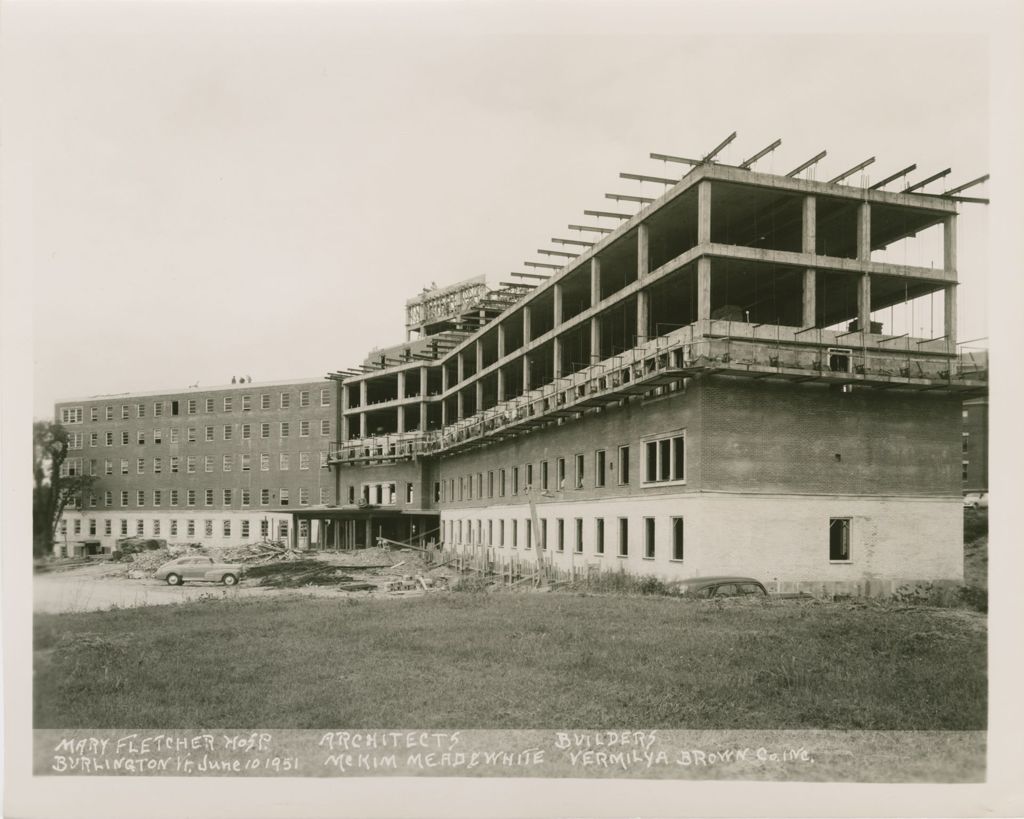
957 586 988 613
451 576 494 593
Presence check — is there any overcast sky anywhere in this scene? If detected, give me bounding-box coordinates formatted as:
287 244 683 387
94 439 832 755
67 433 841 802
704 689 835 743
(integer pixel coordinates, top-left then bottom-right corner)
3 1 1000 417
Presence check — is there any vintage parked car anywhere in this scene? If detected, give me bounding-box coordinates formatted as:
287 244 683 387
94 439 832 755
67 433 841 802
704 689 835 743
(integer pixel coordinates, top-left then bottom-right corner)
962 492 989 510
153 556 244 586
666 576 769 599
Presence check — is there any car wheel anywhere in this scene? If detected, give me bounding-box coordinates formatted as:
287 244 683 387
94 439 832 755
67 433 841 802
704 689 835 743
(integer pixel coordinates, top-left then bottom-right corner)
222 574 238 587
166 573 182 587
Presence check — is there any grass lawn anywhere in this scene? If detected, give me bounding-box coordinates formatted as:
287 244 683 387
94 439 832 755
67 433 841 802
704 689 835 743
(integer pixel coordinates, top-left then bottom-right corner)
34 593 986 730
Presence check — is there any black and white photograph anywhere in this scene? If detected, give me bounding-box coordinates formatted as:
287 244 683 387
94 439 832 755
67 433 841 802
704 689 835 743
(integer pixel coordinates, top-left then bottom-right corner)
3 0 1022 816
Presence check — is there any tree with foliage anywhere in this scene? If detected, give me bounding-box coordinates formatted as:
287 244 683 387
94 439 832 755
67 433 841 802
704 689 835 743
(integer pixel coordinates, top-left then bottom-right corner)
33 420 97 557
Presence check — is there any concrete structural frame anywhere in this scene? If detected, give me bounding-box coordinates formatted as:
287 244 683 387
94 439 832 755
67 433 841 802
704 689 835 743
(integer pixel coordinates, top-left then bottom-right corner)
316 150 986 592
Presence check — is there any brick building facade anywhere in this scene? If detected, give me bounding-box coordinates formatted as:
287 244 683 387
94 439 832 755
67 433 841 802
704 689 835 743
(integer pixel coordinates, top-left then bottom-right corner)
53 378 336 555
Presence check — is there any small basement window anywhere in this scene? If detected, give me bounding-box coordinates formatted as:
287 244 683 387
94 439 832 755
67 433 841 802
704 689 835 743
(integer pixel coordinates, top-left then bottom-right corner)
828 348 852 373
829 518 851 561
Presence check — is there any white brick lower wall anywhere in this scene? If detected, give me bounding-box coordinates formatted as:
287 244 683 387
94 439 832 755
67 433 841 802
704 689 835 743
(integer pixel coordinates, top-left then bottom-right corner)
439 492 963 588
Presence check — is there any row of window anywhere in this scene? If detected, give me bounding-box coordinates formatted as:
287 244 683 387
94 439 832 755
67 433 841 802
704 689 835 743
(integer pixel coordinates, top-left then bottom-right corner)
67 420 331 450
59 389 331 424
437 433 685 504
60 451 328 478
60 517 298 540
444 516 854 563
68 485 328 510
443 516 686 561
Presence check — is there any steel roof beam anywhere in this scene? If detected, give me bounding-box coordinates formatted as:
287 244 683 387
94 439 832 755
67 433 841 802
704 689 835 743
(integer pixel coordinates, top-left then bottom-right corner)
551 237 595 247
903 168 952 193
649 152 702 165
869 164 917 190
944 174 989 195
828 156 876 185
568 224 612 234
786 150 827 177
702 131 738 163
584 209 632 219
739 138 782 169
605 193 654 204
619 172 680 185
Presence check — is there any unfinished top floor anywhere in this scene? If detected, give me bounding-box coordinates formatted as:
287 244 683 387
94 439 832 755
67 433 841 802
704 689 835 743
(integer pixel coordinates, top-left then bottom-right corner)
333 161 982 447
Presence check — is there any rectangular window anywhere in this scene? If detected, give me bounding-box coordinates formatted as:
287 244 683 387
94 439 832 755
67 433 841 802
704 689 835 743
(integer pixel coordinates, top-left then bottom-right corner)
136 489 145 506
574 518 583 553
300 452 310 470
170 428 179 443
174 400 182 416
242 488 251 506
595 518 604 555
299 390 310 407
540 461 549 491
73 519 81 535
241 520 250 538
134 430 145 445
962 461 969 481
241 423 251 440
595 450 606 488
120 459 129 475
106 406 114 421
511 519 518 549
136 402 145 418
121 405 130 420
242 395 251 411
280 453 290 470
319 487 329 504
136 458 145 474
280 422 290 438
223 489 232 506
187 489 196 507
261 489 270 505
187 427 197 443
205 398 214 413
223 396 233 412
499 469 506 497
260 519 269 537
221 520 231 537
671 517 684 561
223 454 232 472
499 519 505 547
574 454 584 489
618 446 630 485
105 431 113 447
187 399 197 415
280 392 291 409
153 457 162 474
829 518 851 562
205 489 214 506
280 489 290 506
90 432 98 447
618 518 629 557
261 453 270 471
540 519 548 551
526 464 533 491
204 455 214 473
60 406 84 424
170 520 178 536
487 471 494 498
104 490 112 506
136 519 144 535
170 489 179 507
154 401 163 417
187 520 195 537
104 519 112 535
170 456 179 473
153 489 162 507
644 433 686 483
223 425 233 441
321 419 330 436
261 422 270 438
89 406 98 422
121 431 129 445
205 425 214 442
120 519 128 535
962 432 969 454
300 420 310 437
261 393 271 410
187 456 196 473
299 487 309 506
205 520 214 537
525 519 533 550
512 467 519 496
241 454 250 472
153 519 161 536
320 388 330 406
153 428 162 444
644 517 655 559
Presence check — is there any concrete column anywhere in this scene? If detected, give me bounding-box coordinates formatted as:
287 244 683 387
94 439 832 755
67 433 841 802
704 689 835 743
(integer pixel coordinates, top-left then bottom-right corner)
359 380 368 408
636 290 649 345
945 284 958 347
396 370 406 400
475 380 483 413
441 400 448 427
944 214 957 272
857 274 871 333
497 324 506 358
802 270 816 328
340 383 350 440
341 413 350 441
364 518 372 549
476 340 483 372
553 283 563 326
697 257 711 324
523 354 531 392
396 405 405 434
457 390 464 421
802 195 816 254
523 305 532 343
553 337 563 379
419 401 427 431
697 180 712 245
637 222 650 276
457 353 465 384
359 412 367 438
441 365 449 393
590 318 601 363
857 202 871 261
497 366 506 402
420 366 428 397
590 257 601 305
